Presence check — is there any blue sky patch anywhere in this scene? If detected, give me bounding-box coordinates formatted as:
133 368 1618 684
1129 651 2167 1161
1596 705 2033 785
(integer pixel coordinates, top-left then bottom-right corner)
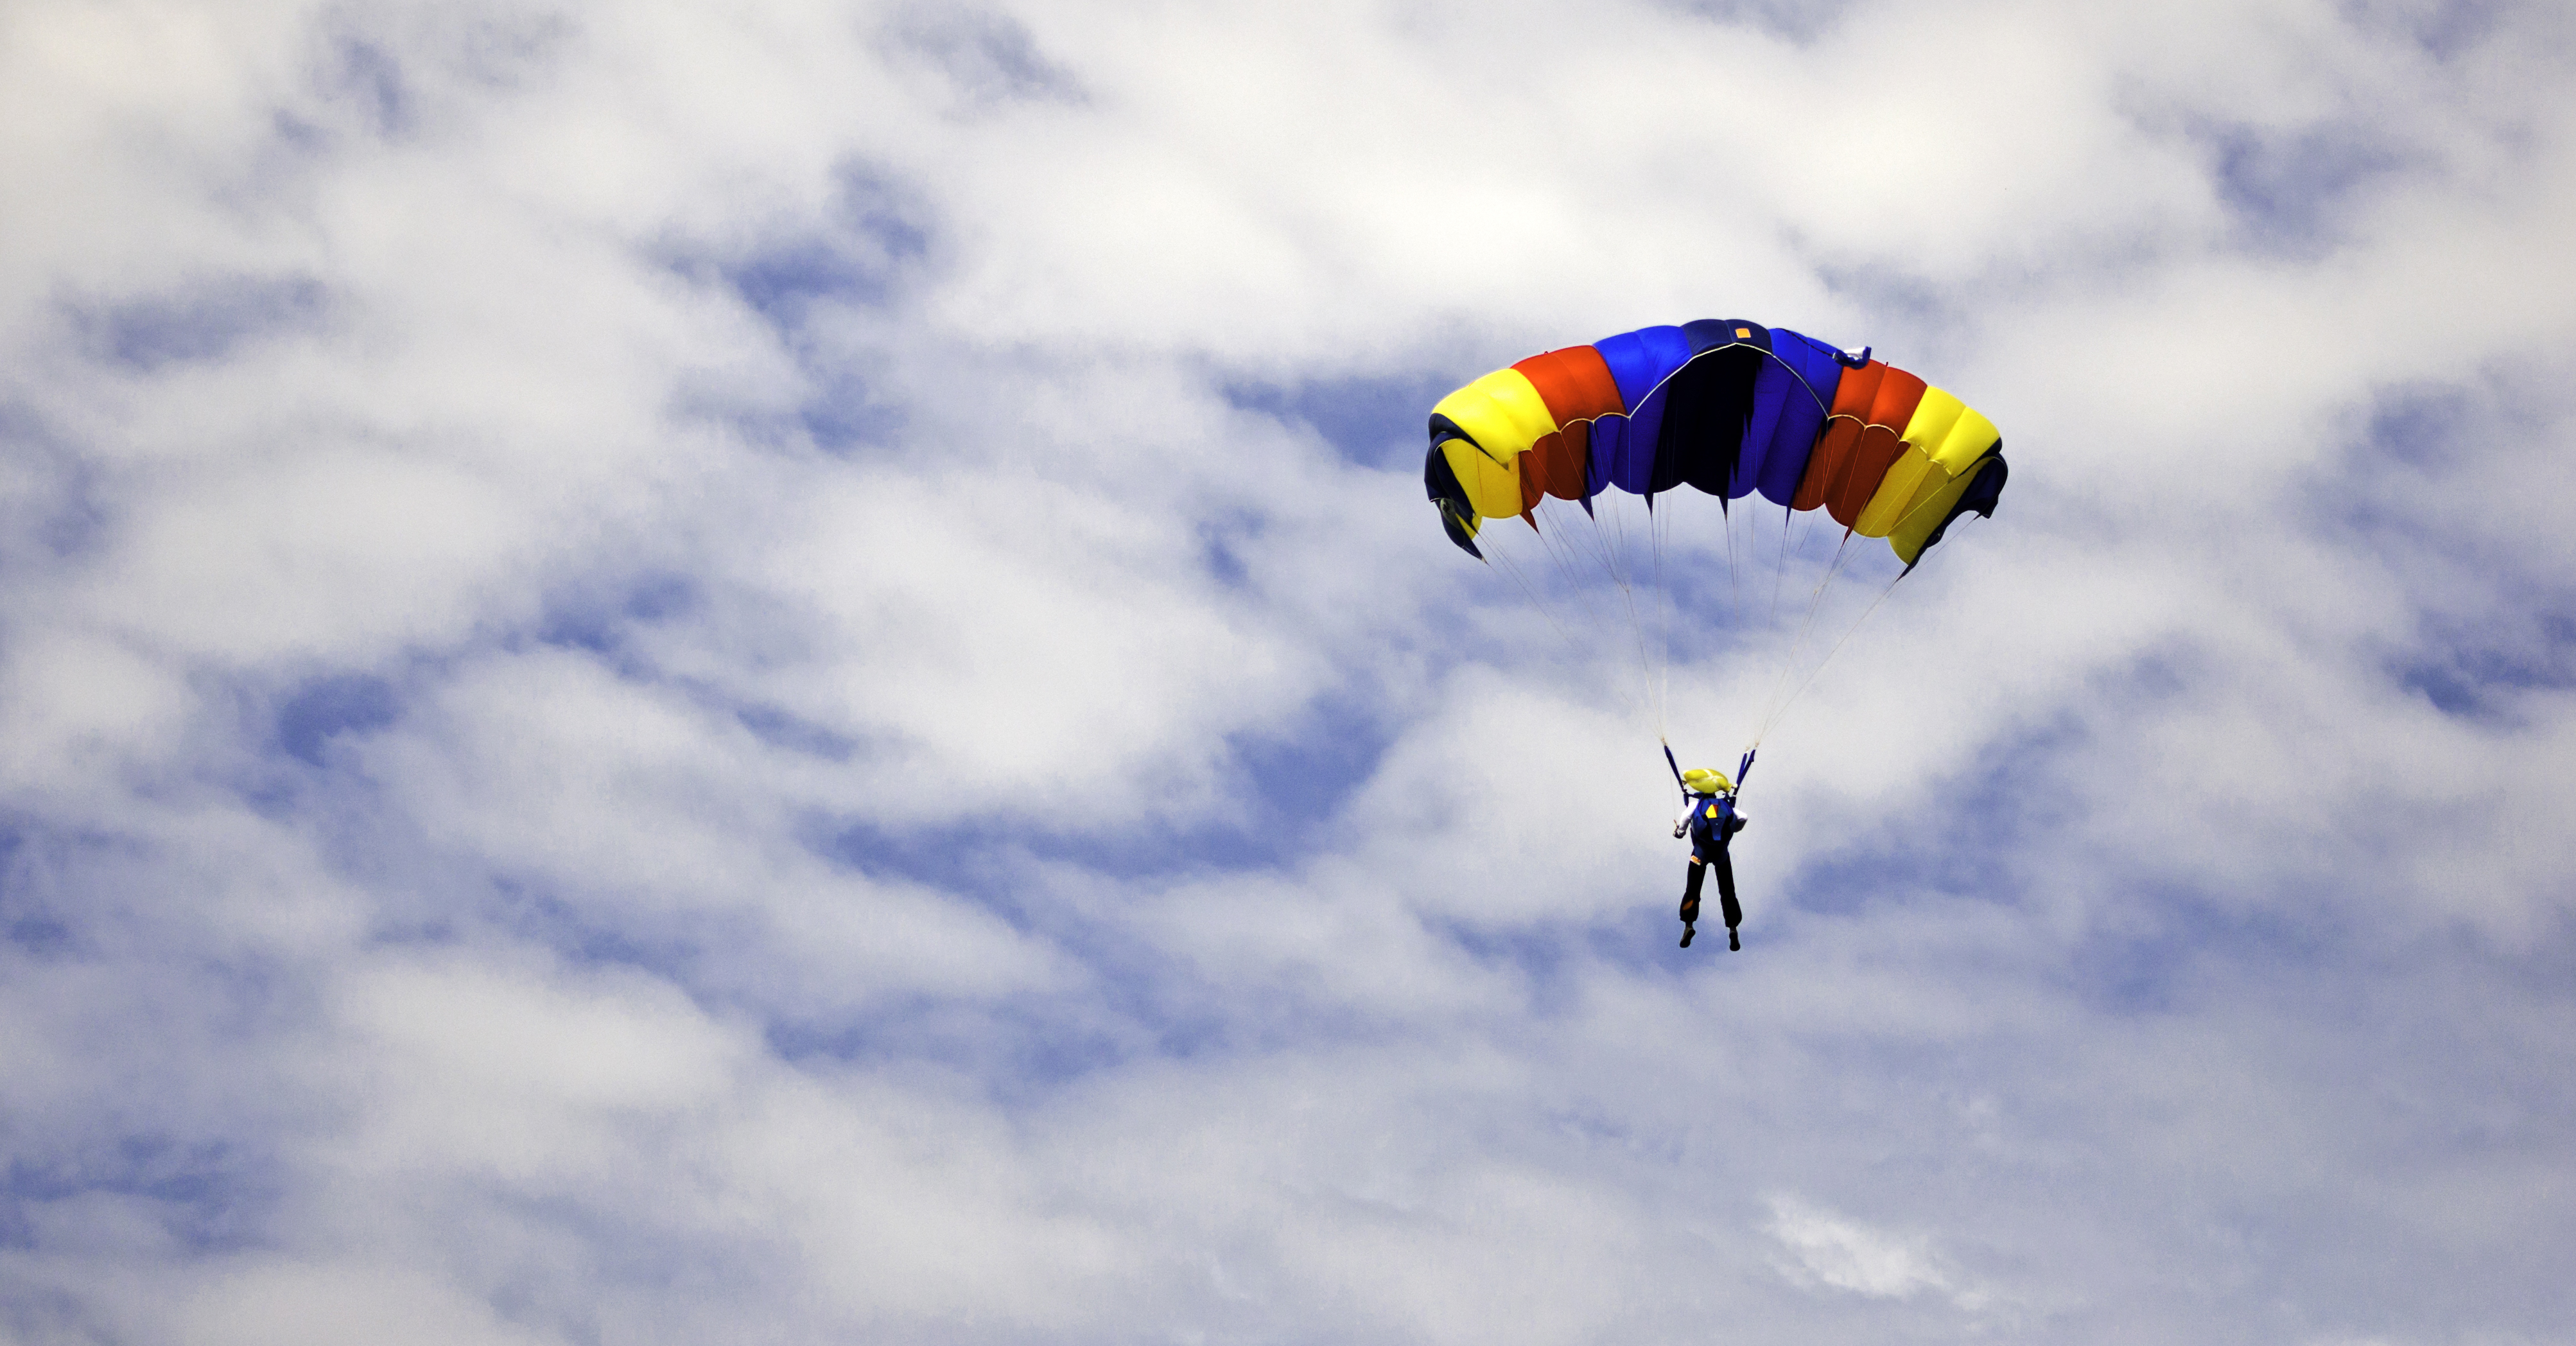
76 276 327 372
324 38 410 137
274 674 400 767
884 5 1085 109
1223 372 1459 470
0 407 108 567
535 571 700 656
2205 118 2404 256
2394 609 2576 719
1 1137 272 1255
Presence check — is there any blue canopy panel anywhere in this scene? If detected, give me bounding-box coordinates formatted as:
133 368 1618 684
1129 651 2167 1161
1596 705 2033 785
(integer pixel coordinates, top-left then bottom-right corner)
1743 327 1846 506
1653 320 1771 499
1680 318 1758 353
1587 324 1691 496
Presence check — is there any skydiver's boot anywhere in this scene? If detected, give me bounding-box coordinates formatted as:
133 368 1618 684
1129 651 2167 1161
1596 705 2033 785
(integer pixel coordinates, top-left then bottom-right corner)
1727 927 1740 951
1680 924 1695 948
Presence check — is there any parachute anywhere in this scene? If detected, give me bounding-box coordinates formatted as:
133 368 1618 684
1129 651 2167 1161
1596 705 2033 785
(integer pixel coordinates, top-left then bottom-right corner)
1423 317 2008 764
1426 318 2005 567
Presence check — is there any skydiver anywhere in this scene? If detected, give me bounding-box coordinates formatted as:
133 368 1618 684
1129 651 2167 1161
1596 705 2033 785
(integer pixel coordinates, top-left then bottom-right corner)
1673 767 1746 950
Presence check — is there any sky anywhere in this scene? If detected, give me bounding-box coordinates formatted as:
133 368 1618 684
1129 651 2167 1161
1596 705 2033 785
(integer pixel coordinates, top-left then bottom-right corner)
4 0 2574 1342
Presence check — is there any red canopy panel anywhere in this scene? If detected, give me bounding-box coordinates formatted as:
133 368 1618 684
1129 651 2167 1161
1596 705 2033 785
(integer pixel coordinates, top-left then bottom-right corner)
1512 345 1625 511
1792 361 1928 528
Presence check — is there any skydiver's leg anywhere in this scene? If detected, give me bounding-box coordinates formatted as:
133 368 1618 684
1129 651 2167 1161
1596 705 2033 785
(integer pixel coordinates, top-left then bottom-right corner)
1715 849 1741 951
1679 860 1705 947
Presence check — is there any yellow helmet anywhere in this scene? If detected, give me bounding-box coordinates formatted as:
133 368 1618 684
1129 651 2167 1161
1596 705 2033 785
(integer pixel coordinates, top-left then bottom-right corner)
1680 767 1732 795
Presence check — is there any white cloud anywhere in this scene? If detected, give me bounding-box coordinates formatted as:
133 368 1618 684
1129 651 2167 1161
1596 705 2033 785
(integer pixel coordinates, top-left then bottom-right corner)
1766 1193 1990 1310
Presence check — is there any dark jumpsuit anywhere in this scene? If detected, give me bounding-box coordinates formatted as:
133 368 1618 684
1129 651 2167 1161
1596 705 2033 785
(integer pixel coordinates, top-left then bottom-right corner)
1680 792 1744 947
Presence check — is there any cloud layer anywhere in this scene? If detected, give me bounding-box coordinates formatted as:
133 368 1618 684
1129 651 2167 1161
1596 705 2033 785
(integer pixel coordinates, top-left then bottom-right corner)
5 1 2574 1342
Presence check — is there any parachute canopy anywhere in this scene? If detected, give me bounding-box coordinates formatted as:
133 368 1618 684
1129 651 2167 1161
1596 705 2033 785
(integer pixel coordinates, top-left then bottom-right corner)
1424 319 2006 569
